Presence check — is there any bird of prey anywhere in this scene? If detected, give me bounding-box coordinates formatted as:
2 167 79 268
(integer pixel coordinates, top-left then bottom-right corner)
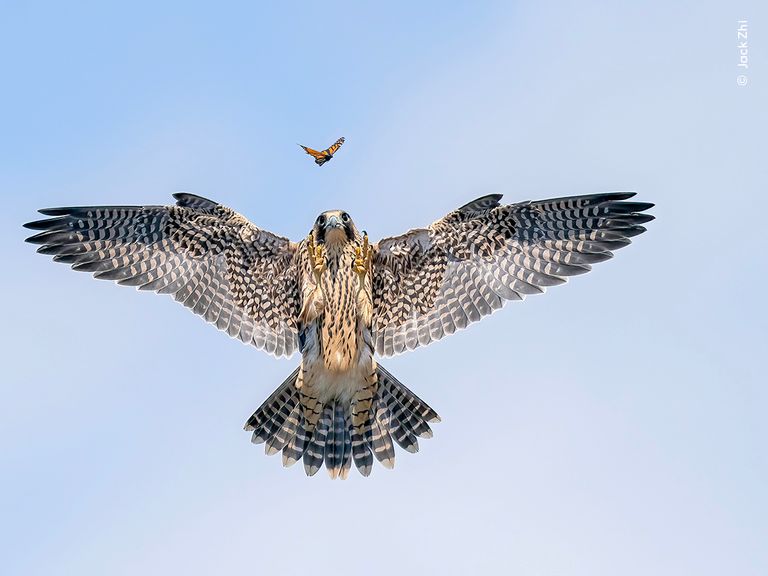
25 191 653 478
299 137 345 166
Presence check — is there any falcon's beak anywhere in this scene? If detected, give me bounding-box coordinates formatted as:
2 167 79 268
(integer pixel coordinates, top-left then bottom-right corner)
322 214 348 245
326 215 343 229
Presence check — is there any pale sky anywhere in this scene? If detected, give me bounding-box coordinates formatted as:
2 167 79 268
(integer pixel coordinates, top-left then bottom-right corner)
1 1 766 575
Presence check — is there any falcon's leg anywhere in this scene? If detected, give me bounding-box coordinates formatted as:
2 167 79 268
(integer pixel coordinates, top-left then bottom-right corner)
354 232 372 293
354 232 373 326
300 235 327 324
307 234 326 285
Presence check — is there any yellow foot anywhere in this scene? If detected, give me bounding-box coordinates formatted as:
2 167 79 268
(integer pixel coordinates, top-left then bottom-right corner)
300 234 327 324
354 232 372 292
307 233 326 285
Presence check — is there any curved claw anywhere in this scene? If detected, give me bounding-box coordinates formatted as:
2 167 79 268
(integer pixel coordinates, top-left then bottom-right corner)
354 232 372 292
307 233 326 289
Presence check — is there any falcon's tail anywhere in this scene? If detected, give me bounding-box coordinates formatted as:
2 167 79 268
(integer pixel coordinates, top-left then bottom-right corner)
243 364 440 479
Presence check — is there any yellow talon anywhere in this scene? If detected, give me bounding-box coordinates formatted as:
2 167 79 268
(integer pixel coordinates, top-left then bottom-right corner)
354 232 372 292
307 233 326 286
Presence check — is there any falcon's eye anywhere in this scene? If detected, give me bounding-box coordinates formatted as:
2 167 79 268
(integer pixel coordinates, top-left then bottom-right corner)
341 212 350 223
317 215 325 226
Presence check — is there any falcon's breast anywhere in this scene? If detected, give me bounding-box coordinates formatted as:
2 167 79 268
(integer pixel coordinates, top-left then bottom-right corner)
316 242 369 373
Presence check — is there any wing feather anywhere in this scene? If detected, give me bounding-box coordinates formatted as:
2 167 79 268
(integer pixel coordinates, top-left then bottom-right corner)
371 192 654 356
25 193 300 357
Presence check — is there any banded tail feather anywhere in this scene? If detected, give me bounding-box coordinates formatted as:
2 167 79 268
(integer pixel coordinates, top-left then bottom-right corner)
244 368 301 447
244 364 440 478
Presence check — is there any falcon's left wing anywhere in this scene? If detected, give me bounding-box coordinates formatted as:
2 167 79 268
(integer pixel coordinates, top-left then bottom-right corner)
25 193 301 357
371 192 654 356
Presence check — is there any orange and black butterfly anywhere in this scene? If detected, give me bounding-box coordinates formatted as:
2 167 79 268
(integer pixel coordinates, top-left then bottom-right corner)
299 137 345 166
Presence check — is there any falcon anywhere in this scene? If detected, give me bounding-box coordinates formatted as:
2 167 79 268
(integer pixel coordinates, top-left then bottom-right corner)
25 191 653 478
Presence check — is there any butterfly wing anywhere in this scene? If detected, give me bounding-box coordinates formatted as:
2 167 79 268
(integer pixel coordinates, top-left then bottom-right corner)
320 137 345 158
299 144 327 160
300 137 344 166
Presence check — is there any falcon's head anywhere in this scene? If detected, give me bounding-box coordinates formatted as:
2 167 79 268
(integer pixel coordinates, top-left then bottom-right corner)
313 210 360 245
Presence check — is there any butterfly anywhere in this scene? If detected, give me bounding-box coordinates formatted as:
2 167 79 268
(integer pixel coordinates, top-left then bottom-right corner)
299 137 345 166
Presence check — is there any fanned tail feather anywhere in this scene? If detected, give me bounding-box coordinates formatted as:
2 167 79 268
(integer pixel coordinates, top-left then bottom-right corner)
244 363 440 478
244 368 300 445
303 404 332 476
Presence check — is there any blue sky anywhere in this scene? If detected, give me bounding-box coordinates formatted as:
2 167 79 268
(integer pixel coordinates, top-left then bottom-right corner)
1 1 766 575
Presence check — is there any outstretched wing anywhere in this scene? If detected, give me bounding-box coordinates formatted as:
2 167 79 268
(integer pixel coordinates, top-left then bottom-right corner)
299 144 326 160
371 192 654 356
320 137 345 157
25 193 301 357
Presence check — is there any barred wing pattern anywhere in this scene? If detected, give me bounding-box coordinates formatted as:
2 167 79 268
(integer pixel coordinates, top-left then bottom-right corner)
372 192 654 356
25 193 301 357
